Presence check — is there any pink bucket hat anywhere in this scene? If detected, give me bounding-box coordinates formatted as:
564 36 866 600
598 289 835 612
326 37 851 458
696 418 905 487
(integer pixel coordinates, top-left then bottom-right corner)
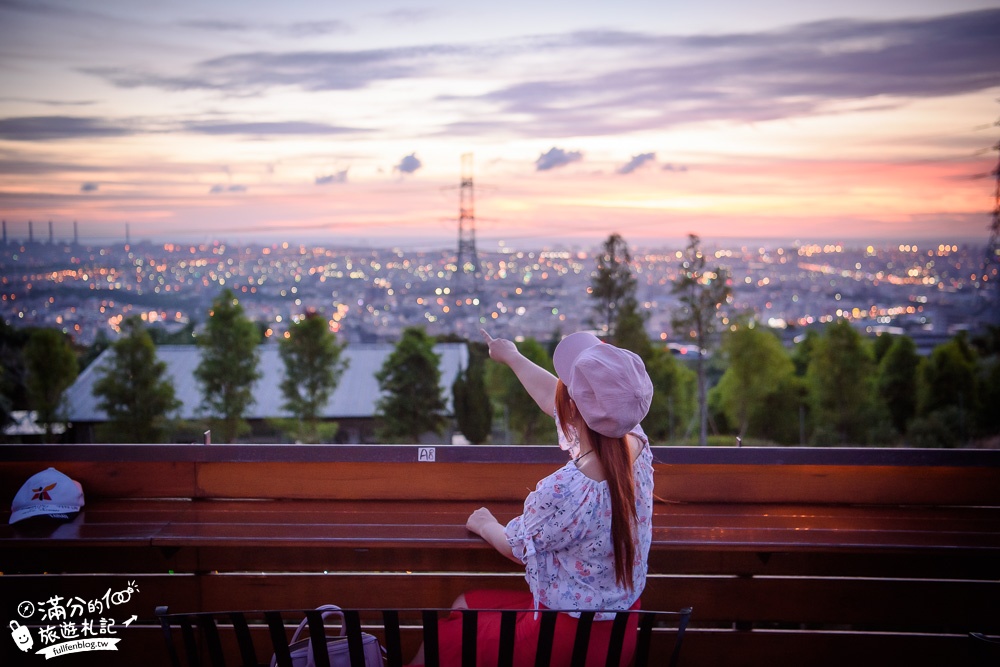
553 332 653 438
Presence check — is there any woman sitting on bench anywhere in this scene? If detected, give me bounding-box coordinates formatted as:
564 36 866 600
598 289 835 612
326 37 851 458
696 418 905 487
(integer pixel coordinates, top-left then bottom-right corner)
411 330 654 666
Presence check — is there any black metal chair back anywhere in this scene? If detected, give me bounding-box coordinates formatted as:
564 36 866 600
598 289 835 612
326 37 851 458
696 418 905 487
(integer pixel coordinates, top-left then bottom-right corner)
155 606 692 667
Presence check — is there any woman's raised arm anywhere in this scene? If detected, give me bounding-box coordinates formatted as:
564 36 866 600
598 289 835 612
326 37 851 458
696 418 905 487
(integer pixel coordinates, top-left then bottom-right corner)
481 328 557 417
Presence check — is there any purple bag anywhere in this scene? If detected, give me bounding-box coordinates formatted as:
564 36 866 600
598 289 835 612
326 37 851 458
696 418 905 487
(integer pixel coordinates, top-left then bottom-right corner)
270 605 383 667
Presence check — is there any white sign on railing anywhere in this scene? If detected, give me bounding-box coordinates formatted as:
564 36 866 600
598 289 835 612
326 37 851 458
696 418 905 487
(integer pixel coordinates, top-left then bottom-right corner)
418 447 436 462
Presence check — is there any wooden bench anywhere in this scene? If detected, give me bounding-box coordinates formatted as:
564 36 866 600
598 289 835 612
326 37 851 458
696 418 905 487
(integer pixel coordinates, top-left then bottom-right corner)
2 444 999 667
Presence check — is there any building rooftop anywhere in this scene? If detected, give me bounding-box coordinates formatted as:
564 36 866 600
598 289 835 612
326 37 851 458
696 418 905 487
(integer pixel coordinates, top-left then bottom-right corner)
64 343 469 422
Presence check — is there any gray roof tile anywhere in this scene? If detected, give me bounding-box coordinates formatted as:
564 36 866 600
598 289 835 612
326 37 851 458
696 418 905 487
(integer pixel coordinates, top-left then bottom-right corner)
65 343 468 422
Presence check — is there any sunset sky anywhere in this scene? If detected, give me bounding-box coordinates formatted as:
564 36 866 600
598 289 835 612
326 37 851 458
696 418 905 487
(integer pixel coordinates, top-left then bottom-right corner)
1 0 998 249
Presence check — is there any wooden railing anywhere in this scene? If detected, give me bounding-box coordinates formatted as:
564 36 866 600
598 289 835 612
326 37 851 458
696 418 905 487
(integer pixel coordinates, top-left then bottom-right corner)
1 444 998 667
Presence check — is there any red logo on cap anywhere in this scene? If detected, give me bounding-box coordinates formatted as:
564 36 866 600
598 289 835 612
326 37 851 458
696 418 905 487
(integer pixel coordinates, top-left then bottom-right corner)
31 483 57 501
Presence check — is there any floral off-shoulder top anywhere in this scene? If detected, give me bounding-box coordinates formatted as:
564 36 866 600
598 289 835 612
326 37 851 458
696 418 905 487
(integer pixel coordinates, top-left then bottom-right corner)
503 422 653 619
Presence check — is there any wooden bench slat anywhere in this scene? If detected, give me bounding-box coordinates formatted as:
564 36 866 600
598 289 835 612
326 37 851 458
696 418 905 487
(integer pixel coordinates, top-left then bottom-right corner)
648 525 1000 551
5 544 997 583
673 629 975 667
1 523 168 544
645 576 1000 630
78 499 1000 530
151 522 477 548
142 522 1000 552
57 503 1000 541
5 505 997 561
655 504 1000 528
5 450 1000 506
655 464 1000 505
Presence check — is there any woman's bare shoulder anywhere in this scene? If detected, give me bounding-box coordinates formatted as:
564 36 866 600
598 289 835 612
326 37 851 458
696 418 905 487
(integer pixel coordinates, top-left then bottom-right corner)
625 433 644 462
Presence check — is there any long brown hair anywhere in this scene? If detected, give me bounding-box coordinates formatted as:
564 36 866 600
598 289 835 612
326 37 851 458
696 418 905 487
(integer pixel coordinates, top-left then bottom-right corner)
556 379 638 589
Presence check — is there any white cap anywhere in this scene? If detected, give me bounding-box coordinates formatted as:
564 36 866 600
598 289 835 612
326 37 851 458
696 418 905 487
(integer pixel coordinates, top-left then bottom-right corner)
9 468 85 524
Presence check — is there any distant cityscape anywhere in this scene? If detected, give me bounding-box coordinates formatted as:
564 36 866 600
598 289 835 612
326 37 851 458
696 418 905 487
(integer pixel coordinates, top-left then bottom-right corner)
1 235 997 351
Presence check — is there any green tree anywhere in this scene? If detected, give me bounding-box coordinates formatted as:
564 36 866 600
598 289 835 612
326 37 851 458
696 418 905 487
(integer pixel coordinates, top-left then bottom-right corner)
375 327 447 442
195 289 261 443
24 328 78 442
92 316 180 442
806 319 876 445
80 329 112 370
613 300 697 443
913 336 978 445
712 321 796 440
279 312 348 443
971 326 1000 438
974 356 1000 439
0 366 12 438
613 297 653 359
452 340 492 444
671 234 731 446
918 337 977 417
148 320 197 346
754 373 809 445
0 321 32 416
591 233 637 337
877 335 920 435
792 328 820 377
486 337 557 444
642 346 697 443
872 332 895 366
907 407 966 448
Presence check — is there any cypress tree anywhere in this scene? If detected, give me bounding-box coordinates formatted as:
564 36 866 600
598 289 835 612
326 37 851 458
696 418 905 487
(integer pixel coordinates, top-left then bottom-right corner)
195 289 261 443
279 312 348 443
376 327 447 443
25 328 78 442
93 316 179 443
452 341 492 444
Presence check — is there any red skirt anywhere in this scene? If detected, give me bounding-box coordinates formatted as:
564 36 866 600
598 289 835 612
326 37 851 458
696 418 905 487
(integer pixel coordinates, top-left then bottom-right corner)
425 589 640 667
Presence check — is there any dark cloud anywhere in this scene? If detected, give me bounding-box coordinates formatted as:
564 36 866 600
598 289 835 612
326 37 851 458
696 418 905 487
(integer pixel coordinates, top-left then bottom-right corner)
0 116 132 141
0 115 364 141
209 184 247 194
80 182 99 192
395 154 422 174
178 18 350 38
0 97 97 107
198 49 429 91
283 21 351 38
380 8 439 25
0 153 106 175
178 19 249 32
618 153 656 175
80 67 230 92
316 170 349 185
183 120 364 136
88 49 425 93
536 147 582 171
447 9 1000 138
84 40 476 93
0 0 98 19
